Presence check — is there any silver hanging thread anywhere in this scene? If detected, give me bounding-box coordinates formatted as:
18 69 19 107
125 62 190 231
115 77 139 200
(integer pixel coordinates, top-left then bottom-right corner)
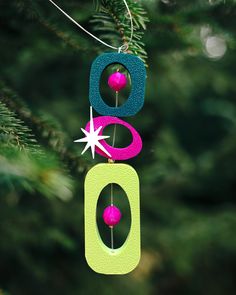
48 0 134 52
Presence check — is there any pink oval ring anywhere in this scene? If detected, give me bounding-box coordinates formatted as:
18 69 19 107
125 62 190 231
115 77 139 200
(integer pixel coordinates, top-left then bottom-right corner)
85 116 142 161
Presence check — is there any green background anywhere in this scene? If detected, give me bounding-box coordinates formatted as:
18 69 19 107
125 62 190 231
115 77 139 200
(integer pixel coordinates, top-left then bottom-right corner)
0 0 236 294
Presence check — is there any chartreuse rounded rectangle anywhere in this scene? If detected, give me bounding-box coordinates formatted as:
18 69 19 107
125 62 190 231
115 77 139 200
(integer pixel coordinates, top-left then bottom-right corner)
84 163 140 275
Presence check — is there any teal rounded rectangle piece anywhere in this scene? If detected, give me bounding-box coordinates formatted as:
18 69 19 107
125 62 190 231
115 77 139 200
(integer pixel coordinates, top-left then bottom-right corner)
89 53 146 117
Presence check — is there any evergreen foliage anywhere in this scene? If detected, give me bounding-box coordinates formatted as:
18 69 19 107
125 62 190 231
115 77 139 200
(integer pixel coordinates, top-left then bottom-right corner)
0 100 37 152
91 0 148 61
0 0 236 295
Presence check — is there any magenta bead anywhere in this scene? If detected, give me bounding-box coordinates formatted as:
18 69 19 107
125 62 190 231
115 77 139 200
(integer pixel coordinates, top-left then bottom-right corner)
108 72 127 92
103 205 122 227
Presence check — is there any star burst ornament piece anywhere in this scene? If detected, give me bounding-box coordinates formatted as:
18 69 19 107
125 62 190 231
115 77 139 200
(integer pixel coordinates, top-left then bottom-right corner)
74 107 111 159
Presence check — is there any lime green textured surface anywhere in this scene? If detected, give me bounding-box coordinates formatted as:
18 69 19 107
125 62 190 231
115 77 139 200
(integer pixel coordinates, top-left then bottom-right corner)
85 163 140 275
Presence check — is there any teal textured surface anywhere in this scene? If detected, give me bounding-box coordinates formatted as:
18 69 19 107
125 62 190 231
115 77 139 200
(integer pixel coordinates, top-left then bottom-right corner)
89 53 146 117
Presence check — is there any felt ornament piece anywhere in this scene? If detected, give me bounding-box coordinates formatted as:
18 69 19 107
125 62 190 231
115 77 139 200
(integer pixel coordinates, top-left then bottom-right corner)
89 53 146 117
84 115 142 160
74 107 111 159
85 163 140 275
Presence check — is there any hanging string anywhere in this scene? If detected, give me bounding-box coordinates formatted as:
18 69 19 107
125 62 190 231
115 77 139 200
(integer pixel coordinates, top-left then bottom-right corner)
112 91 119 147
48 0 134 52
110 89 119 251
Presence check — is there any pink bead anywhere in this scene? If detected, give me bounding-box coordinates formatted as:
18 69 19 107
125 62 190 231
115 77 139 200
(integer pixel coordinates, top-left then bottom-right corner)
108 72 127 92
103 205 122 227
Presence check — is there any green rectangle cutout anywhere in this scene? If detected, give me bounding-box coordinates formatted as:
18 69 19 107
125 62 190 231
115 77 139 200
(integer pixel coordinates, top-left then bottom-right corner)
84 163 141 275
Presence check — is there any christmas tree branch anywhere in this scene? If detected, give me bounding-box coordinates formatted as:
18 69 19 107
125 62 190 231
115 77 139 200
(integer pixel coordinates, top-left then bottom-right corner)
13 0 148 61
92 0 149 63
0 95 74 200
0 100 38 153
13 0 95 53
0 82 90 175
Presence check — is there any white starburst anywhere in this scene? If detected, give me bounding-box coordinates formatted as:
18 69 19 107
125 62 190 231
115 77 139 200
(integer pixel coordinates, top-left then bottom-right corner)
74 107 111 159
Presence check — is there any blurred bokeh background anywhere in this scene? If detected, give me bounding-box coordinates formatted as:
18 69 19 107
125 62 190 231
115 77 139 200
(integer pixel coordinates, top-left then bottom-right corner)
1 0 236 294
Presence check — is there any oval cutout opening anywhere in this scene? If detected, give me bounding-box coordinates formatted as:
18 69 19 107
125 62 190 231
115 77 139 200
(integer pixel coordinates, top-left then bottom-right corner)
99 64 131 107
96 183 131 249
103 123 133 148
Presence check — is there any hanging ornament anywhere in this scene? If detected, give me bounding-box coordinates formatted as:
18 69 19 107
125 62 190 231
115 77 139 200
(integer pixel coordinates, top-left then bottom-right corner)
48 0 146 275
84 52 146 275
